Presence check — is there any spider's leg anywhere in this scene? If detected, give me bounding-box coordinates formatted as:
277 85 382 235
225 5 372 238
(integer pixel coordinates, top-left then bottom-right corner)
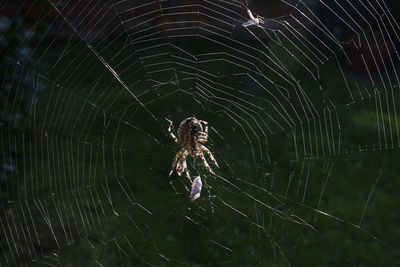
198 120 208 143
179 150 192 183
169 150 183 176
201 144 219 168
197 135 207 144
165 118 179 144
199 120 208 134
199 150 216 176
185 170 192 184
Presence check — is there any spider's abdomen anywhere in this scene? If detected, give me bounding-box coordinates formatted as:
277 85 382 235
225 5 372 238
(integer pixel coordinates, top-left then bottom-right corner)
178 117 203 151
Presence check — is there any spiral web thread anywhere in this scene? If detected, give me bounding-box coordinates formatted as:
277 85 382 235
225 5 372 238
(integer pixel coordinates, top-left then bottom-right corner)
0 0 399 265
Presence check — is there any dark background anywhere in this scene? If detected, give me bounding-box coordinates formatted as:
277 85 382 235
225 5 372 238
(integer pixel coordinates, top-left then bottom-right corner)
1 0 400 266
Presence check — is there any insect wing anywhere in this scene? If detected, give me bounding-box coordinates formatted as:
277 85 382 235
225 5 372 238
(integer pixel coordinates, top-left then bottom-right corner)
190 176 202 202
247 8 256 20
242 20 255 27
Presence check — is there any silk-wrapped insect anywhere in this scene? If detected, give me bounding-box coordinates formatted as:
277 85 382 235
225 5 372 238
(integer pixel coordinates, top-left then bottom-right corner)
189 176 202 202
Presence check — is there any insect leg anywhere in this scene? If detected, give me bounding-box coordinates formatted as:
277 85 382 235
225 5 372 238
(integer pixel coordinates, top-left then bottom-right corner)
201 145 219 168
165 118 179 144
256 15 264 25
199 150 216 176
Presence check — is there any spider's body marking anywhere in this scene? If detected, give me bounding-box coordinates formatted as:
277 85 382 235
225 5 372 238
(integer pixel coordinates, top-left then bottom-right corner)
178 117 203 154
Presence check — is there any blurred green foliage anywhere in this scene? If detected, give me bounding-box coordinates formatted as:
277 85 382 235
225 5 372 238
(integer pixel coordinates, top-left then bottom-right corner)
1 1 400 266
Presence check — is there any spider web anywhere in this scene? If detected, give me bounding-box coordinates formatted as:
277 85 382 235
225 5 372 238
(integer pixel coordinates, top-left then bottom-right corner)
1 0 400 265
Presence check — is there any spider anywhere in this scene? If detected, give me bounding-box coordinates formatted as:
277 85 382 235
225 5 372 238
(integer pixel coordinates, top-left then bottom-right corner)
166 117 219 183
